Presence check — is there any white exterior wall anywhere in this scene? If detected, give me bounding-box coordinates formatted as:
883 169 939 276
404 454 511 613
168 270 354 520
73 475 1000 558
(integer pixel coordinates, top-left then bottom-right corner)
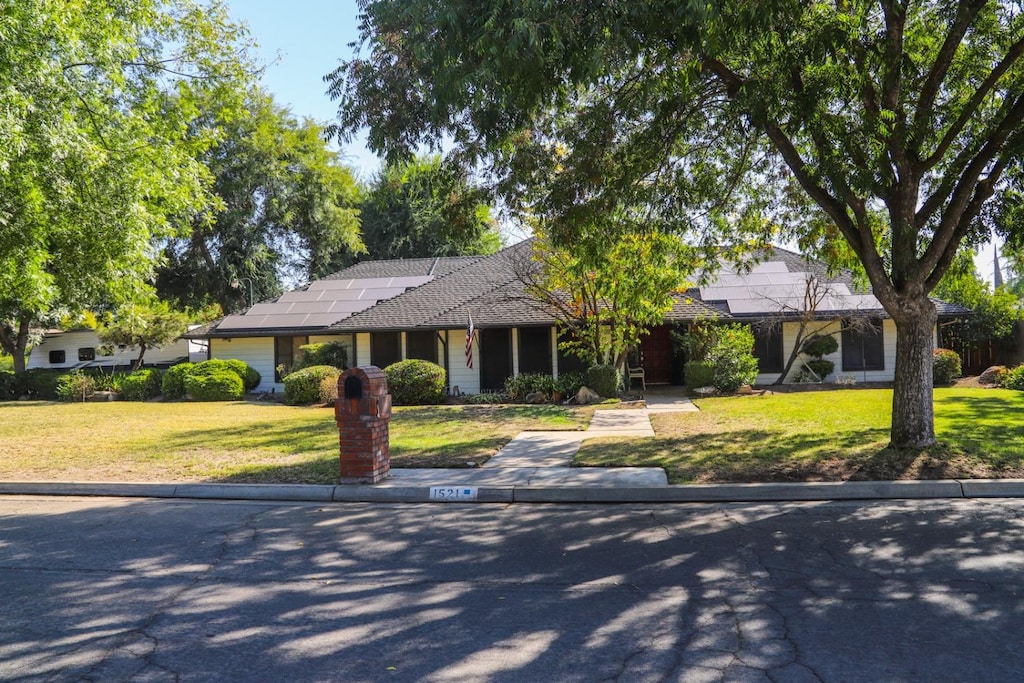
354 333 371 368
758 319 903 385
27 329 201 370
210 337 277 392
446 328 480 394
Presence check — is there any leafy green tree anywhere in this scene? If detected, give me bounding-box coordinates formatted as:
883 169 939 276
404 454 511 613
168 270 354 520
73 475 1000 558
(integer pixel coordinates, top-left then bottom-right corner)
157 90 364 311
934 254 1022 348
98 299 191 370
359 156 501 261
330 1 1024 448
518 222 696 371
0 0 255 373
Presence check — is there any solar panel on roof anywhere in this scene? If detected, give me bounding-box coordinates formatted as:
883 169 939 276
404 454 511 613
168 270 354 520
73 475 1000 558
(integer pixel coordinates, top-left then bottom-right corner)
217 315 268 330
359 287 406 300
749 261 790 273
277 290 323 303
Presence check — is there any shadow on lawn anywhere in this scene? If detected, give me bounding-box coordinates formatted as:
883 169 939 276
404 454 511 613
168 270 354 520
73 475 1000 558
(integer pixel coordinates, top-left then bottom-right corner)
578 423 996 483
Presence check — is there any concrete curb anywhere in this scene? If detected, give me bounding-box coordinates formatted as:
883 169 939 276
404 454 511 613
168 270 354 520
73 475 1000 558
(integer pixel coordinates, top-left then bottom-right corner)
3 478 1024 504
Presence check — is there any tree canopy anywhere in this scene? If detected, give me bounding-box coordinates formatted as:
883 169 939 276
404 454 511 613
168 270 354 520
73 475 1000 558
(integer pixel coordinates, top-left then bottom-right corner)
0 0 256 372
358 156 501 262
97 298 191 370
330 0 1024 448
156 89 364 312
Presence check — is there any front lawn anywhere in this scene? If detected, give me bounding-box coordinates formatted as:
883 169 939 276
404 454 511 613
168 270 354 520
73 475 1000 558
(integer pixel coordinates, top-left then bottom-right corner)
574 388 1024 483
0 401 592 483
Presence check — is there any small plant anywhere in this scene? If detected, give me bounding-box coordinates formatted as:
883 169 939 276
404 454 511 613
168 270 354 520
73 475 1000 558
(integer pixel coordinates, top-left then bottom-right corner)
554 371 585 398
385 359 447 405
120 368 163 401
504 373 556 402
283 365 341 405
56 371 96 402
90 368 124 392
1003 364 1024 391
932 348 962 385
586 364 620 398
466 392 508 404
184 369 244 401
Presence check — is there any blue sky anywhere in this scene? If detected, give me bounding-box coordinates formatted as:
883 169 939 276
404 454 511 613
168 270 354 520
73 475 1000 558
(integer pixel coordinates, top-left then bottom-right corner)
226 1 1005 281
226 0 380 177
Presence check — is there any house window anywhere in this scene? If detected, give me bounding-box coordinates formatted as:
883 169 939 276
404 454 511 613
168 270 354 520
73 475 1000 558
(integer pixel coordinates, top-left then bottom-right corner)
751 324 784 374
48 350 66 364
274 335 309 381
518 327 552 375
842 319 885 372
370 332 402 369
78 347 96 362
405 330 438 364
557 330 587 375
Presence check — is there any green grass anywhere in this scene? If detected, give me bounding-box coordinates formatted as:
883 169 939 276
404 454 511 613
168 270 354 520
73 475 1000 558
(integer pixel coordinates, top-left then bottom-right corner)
0 401 592 484
574 388 1024 483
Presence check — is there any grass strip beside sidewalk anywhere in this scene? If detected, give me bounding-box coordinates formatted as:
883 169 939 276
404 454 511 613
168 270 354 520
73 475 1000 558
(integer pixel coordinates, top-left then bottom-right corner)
574 388 1024 484
0 402 592 484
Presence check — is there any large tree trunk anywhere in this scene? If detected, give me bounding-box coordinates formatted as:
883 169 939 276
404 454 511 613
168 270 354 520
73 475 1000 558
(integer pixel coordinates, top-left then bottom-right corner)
889 297 938 449
0 317 31 374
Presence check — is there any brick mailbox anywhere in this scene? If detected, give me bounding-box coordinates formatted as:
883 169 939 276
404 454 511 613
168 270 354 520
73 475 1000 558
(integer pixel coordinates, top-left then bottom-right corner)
335 366 392 484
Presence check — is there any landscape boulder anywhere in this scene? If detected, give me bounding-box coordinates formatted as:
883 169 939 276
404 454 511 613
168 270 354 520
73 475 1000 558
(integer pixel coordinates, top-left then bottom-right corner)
575 386 601 405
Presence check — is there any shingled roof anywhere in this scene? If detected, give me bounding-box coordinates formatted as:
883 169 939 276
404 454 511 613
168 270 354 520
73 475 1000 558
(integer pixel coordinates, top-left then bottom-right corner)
185 239 970 339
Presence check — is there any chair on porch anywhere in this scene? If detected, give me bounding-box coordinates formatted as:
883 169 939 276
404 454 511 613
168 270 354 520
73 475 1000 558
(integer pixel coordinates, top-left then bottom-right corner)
626 347 646 392
627 365 646 392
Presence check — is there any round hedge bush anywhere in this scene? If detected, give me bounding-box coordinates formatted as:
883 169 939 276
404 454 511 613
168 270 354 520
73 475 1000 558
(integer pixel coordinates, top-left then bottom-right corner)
161 362 195 399
684 360 715 390
585 364 619 398
932 348 962 385
384 359 446 405
184 369 244 401
120 368 163 401
284 365 340 405
190 359 259 392
801 333 839 359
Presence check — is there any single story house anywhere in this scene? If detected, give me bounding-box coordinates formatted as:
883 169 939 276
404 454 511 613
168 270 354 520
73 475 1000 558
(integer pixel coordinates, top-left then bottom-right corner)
184 240 968 394
27 328 207 371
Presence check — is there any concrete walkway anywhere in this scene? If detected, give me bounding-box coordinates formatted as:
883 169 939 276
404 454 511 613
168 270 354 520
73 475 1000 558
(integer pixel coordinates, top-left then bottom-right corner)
474 393 699 487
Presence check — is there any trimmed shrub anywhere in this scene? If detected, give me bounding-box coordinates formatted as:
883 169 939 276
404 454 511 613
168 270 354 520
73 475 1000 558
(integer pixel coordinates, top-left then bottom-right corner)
184 369 244 401
586 364 619 398
17 369 62 400
801 333 839 359
683 322 760 392
504 373 556 402
801 359 835 381
284 365 341 405
319 374 339 405
191 359 259 392
554 371 585 398
684 360 716 389
120 368 163 401
932 348 962 385
0 371 16 400
1003 364 1024 391
296 342 348 372
161 362 195 399
56 371 96 402
385 359 446 405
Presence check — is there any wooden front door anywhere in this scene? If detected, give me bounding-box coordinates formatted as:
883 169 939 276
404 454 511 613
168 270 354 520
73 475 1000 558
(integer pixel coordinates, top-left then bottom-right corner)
639 325 674 384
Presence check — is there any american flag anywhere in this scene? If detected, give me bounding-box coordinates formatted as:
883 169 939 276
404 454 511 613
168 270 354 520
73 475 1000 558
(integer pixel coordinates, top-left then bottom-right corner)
465 314 475 369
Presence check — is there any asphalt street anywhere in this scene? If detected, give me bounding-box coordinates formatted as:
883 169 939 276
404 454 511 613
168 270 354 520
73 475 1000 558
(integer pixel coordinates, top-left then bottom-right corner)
2 496 1023 682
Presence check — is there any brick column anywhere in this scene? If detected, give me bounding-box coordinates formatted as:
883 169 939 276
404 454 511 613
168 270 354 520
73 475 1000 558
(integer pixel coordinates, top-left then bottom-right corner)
335 366 392 484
